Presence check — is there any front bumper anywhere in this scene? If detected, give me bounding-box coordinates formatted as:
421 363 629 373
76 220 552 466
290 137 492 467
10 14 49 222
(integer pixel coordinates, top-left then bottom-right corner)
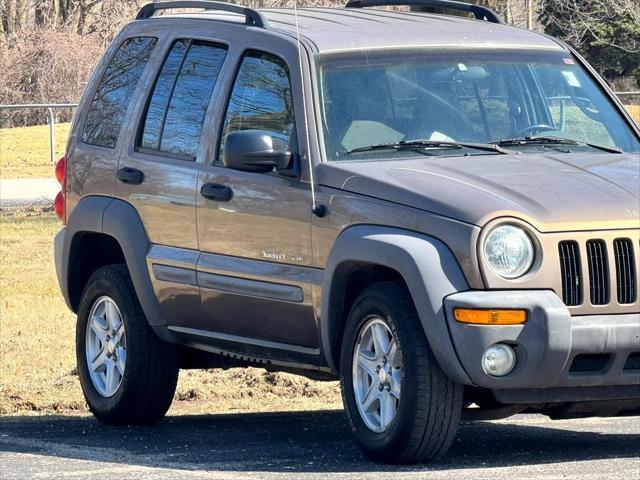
444 290 640 395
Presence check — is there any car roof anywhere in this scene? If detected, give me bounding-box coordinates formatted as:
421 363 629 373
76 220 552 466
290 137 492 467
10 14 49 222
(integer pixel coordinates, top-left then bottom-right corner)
158 7 564 54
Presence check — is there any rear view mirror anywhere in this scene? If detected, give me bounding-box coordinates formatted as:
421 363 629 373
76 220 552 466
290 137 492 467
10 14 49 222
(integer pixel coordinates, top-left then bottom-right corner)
223 130 293 174
453 65 489 81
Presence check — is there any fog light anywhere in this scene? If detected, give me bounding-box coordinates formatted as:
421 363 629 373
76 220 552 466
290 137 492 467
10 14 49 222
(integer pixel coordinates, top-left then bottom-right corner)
482 344 516 377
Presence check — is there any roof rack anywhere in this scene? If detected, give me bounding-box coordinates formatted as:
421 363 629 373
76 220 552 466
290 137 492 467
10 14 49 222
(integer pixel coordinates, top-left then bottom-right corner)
136 1 269 28
345 0 504 24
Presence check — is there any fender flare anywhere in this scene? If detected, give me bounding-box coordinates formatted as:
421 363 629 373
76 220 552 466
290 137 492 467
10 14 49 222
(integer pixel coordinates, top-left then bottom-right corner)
320 225 472 385
57 196 166 326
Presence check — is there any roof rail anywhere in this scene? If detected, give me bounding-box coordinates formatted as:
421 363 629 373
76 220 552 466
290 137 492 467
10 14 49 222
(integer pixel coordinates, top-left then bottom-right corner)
345 0 504 24
136 1 269 28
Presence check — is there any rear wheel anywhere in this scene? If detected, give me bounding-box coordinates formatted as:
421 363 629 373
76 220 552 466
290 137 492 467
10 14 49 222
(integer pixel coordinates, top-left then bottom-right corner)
76 265 178 425
340 281 463 463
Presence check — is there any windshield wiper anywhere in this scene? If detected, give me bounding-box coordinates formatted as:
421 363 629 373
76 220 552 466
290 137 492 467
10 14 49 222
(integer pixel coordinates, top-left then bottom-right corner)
346 139 511 155
493 136 622 154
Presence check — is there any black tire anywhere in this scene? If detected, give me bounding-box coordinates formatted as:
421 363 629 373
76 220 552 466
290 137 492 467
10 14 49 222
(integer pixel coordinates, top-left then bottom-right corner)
340 281 463 464
76 264 178 425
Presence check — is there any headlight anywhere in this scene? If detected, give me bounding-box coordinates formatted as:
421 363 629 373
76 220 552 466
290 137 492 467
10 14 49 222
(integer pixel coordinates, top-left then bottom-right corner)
483 225 534 279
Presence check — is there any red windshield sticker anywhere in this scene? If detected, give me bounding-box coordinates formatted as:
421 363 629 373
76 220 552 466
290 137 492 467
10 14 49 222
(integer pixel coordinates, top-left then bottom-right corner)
563 58 575 65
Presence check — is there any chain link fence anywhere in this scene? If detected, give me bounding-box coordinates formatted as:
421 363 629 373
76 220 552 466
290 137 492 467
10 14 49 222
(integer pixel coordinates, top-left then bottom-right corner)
0 104 78 165
617 92 640 126
617 92 640 107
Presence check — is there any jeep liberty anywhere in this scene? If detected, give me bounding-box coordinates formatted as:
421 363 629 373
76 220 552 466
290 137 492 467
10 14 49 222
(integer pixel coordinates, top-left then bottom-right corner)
53 0 640 463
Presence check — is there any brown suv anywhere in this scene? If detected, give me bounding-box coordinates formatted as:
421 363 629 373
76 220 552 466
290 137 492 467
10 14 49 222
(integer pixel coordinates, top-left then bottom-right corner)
53 0 640 464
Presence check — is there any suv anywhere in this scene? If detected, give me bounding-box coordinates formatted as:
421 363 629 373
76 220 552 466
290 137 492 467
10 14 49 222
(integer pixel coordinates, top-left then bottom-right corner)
54 0 640 463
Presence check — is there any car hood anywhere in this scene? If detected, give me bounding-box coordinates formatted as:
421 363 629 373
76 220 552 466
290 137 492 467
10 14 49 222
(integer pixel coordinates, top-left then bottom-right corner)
317 152 640 232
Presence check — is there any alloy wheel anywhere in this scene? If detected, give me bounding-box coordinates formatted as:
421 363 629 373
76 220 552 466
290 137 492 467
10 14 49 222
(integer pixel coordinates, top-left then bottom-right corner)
85 296 126 397
352 316 402 433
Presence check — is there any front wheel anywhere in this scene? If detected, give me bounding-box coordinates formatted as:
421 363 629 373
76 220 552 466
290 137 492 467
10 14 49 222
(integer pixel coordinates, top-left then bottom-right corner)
340 282 463 463
76 264 178 425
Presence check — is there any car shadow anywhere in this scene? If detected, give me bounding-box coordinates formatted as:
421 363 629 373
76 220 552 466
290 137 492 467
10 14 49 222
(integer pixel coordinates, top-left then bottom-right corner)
0 410 638 473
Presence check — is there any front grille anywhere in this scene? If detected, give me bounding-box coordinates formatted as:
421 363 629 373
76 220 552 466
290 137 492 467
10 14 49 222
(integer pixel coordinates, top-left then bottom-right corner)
613 238 637 304
557 237 639 308
586 240 610 305
559 241 582 306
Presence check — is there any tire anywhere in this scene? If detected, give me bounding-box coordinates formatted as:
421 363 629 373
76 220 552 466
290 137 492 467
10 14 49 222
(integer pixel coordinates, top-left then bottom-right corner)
76 264 178 425
340 281 463 464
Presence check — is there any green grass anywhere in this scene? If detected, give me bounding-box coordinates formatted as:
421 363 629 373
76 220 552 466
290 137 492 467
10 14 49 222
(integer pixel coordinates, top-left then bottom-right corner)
0 106 638 180
0 123 71 179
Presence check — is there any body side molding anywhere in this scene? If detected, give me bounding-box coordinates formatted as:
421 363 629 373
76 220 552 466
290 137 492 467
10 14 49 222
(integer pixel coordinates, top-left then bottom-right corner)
198 250 323 286
197 271 304 303
147 244 320 302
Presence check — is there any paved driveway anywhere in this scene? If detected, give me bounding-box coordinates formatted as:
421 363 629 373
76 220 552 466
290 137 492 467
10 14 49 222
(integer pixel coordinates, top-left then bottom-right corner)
0 178 58 207
1 411 638 479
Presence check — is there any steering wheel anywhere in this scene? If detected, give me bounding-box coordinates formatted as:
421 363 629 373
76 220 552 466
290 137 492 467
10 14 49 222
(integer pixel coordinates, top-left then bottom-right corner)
513 124 557 137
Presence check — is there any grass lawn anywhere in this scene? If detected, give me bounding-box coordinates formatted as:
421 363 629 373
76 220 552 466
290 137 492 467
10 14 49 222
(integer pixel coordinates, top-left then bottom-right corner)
0 123 71 179
626 104 640 124
1 106 639 179
0 212 341 415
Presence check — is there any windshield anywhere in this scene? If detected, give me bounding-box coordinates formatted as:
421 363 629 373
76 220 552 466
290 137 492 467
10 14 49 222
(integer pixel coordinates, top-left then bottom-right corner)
317 50 639 161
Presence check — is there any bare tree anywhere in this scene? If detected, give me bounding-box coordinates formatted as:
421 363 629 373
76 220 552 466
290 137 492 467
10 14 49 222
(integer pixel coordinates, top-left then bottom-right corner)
540 0 640 84
1 0 29 36
541 0 639 52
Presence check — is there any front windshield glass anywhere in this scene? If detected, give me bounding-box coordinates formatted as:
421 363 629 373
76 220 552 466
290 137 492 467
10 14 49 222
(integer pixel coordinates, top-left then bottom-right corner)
317 49 640 161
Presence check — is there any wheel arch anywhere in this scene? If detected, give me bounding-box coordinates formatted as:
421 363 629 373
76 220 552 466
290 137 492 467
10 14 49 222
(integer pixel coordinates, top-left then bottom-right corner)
67 231 125 310
320 225 472 385
57 196 166 327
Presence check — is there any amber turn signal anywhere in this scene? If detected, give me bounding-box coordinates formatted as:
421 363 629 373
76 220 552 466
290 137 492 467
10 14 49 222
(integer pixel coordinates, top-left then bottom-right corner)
454 308 527 325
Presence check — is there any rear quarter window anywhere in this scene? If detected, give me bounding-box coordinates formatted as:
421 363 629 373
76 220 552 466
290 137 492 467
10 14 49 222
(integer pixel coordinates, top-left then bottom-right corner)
82 37 157 148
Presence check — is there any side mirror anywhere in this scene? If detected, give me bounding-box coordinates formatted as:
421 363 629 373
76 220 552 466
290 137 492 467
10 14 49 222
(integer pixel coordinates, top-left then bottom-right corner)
223 130 294 174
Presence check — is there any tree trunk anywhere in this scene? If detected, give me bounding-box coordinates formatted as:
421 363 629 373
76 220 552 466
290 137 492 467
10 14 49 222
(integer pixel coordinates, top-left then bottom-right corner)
1 1 14 36
15 0 28 33
35 0 48 27
77 3 86 34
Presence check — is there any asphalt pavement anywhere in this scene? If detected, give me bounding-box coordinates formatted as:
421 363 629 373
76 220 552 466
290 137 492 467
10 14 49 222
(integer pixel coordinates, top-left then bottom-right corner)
1 411 638 479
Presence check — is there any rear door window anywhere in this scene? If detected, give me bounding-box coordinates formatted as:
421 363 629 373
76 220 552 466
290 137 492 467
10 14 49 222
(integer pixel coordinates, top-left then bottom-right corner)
139 40 227 160
82 37 157 148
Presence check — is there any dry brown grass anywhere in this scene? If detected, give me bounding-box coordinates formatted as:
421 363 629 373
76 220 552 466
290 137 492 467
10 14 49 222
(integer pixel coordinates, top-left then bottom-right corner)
0 212 341 416
625 104 640 124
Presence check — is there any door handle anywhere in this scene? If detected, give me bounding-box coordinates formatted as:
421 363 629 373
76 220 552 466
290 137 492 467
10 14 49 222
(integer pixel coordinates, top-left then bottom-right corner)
201 183 233 202
117 167 144 185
